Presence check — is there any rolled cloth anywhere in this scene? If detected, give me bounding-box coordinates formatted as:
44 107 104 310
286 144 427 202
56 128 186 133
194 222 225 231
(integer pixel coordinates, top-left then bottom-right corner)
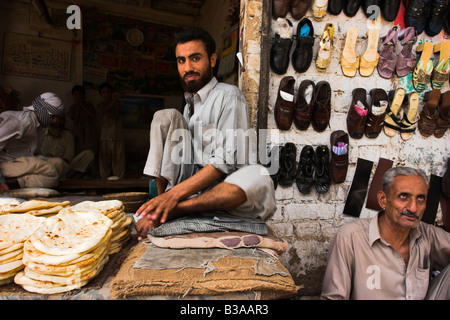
32 92 65 126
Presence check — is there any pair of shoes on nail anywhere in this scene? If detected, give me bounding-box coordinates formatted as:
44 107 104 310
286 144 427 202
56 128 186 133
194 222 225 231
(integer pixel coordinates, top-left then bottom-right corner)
347 88 388 139
327 0 363 17
405 0 449 36
273 0 310 20
383 88 420 141
329 130 349 184
412 41 450 92
341 26 380 77
377 26 418 79
312 0 329 21
278 142 298 188
418 90 450 138
270 18 315 75
296 145 331 194
316 23 335 72
274 77 331 132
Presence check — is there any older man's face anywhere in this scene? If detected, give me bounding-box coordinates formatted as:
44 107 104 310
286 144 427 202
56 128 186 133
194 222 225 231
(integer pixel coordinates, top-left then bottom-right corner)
380 175 428 229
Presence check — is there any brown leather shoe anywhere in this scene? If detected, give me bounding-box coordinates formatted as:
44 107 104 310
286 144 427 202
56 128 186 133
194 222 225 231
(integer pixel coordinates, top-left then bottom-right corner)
274 76 296 130
347 88 368 139
294 80 315 130
273 0 291 19
435 90 450 138
290 0 310 20
365 88 388 139
329 130 349 184
311 81 331 132
418 89 440 137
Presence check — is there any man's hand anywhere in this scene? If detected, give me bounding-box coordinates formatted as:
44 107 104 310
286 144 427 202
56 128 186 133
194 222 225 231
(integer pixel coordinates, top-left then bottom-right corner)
135 217 153 241
0 182 9 194
135 190 180 226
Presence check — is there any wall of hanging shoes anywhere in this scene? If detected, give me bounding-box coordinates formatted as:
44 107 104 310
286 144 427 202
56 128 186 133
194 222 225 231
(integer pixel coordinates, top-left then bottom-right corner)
267 0 450 222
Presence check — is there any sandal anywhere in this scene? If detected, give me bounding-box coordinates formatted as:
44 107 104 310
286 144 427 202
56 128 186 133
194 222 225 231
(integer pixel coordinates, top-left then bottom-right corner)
396 26 417 78
296 145 315 194
400 92 420 141
314 145 331 194
431 41 450 90
383 88 406 137
359 28 380 77
413 41 434 93
312 0 328 21
377 27 398 79
418 89 440 137
340 26 359 77
278 143 297 187
435 91 450 139
316 23 334 72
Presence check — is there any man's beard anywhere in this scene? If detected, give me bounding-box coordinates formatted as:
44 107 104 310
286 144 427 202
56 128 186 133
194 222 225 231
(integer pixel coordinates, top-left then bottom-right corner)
180 68 213 93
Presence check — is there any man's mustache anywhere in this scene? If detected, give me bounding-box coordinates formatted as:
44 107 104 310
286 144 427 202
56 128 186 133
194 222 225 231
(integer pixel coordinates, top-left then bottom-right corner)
400 210 420 219
183 72 200 79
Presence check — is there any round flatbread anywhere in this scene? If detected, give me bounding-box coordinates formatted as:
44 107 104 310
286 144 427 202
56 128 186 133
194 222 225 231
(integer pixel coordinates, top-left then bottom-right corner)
71 200 123 215
0 214 45 249
0 259 24 274
0 242 24 255
30 209 112 256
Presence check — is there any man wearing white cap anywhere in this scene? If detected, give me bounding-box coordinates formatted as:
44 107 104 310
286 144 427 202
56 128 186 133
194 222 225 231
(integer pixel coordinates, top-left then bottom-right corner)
0 92 69 192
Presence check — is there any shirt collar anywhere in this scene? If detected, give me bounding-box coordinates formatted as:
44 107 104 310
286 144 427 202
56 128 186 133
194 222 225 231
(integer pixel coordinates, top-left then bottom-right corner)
184 77 218 105
368 211 423 247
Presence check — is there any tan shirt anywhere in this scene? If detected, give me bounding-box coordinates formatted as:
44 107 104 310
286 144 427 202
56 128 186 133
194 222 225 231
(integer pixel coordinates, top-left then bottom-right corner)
321 213 450 300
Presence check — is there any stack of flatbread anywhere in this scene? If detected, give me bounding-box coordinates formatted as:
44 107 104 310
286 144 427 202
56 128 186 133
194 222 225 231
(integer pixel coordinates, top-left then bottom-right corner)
70 200 132 255
0 214 45 285
2 199 71 218
14 209 113 294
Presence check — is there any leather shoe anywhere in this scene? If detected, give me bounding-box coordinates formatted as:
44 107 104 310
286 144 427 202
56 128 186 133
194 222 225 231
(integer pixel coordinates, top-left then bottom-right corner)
347 88 369 139
425 0 449 37
314 145 331 194
294 80 315 130
274 76 296 130
312 81 331 132
296 145 315 194
329 130 349 184
270 19 293 75
382 0 401 21
343 0 362 17
327 0 344 15
292 18 315 73
366 88 388 138
273 0 291 19
279 142 297 187
405 0 432 35
291 0 310 20
363 0 382 18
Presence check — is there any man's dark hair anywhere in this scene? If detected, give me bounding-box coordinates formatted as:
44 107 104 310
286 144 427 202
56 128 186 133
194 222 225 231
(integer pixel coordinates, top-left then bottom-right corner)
98 82 113 93
71 85 85 95
174 27 216 58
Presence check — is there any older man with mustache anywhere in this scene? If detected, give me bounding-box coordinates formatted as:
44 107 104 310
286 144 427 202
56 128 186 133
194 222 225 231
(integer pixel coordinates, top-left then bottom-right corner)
321 166 450 300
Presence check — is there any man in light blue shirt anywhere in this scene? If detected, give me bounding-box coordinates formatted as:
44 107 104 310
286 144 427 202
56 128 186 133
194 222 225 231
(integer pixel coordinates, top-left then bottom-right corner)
136 27 276 238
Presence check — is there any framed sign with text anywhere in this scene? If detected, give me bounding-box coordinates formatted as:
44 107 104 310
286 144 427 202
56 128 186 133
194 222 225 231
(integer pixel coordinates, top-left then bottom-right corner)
2 32 72 81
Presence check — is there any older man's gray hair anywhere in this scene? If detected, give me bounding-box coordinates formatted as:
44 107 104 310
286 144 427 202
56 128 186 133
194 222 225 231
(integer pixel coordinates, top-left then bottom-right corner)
382 166 428 195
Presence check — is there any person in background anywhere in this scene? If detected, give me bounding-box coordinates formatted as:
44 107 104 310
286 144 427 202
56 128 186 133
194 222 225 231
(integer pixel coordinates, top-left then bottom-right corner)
97 82 126 180
321 166 450 300
0 92 69 192
39 115 95 179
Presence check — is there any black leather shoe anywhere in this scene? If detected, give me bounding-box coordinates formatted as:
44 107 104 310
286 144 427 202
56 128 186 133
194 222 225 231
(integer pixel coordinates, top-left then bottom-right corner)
278 143 297 187
270 33 293 75
405 0 432 35
363 0 382 18
343 0 362 17
292 18 314 73
328 0 344 15
382 0 401 21
426 0 449 37
314 145 331 194
296 145 315 194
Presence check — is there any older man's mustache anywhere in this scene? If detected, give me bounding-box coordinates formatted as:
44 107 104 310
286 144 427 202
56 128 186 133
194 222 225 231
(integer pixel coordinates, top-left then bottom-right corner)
183 72 200 79
400 210 420 219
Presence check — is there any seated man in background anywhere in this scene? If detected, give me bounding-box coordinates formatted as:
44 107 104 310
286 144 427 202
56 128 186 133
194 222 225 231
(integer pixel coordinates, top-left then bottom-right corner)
135 27 276 239
39 115 95 180
0 92 69 192
321 166 450 300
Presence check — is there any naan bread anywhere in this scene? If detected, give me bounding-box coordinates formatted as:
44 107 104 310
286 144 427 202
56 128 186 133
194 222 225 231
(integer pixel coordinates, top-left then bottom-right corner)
10 200 70 213
26 205 68 216
70 200 123 215
2 188 59 199
30 210 112 256
0 242 24 255
0 214 45 249
0 259 24 274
